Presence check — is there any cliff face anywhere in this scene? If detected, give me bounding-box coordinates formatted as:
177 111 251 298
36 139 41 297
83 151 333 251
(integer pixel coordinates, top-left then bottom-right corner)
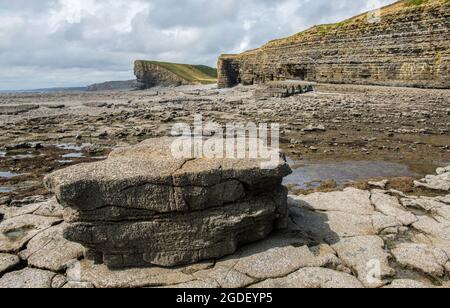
134 61 217 89
87 80 140 91
218 0 450 89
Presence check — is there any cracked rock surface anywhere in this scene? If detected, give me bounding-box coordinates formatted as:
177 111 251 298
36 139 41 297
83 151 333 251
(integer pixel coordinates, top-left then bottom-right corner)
1 166 449 288
44 137 292 268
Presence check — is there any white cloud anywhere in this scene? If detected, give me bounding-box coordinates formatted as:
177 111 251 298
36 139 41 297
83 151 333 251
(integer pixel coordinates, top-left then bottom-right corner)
0 0 396 90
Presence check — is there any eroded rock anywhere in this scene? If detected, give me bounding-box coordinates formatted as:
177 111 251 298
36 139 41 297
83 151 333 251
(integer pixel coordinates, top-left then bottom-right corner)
331 236 395 288
391 243 448 277
251 267 364 288
0 268 56 288
0 214 62 253
19 223 84 272
45 137 292 268
0 253 20 276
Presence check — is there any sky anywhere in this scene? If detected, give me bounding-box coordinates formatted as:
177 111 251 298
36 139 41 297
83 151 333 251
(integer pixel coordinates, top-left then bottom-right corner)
0 0 396 90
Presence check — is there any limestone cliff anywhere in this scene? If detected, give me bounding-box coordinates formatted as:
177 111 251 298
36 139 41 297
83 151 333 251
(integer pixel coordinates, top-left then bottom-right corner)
218 0 450 89
134 60 217 89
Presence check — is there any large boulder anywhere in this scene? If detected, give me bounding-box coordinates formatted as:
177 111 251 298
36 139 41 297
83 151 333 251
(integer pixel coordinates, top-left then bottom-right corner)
45 137 292 268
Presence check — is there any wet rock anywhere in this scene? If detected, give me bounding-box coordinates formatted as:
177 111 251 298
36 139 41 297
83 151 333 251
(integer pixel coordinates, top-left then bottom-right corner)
392 243 448 277
0 253 20 275
332 236 395 288
251 267 364 288
19 224 84 272
371 192 417 226
0 268 56 288
4 142 43 151
0 214 62 253
45 137 291 268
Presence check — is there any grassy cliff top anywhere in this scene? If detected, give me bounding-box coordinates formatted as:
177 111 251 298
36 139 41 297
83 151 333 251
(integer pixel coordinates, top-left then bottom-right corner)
221 0 445 59
136 60 217 84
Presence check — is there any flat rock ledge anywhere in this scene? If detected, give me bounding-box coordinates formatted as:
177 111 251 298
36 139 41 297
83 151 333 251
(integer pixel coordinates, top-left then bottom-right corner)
1 164 449 288
44 137 292 268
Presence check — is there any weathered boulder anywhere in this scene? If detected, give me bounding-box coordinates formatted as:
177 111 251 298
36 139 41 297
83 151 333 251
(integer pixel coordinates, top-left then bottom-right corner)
45 137 292 268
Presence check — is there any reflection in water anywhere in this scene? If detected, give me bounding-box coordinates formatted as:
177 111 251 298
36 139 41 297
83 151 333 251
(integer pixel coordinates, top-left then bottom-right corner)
0 187 15 193
283 159 416 189
4 226 34 240
55 143 91 151
11 154 35 159
62 153 84 158
0 171 20 179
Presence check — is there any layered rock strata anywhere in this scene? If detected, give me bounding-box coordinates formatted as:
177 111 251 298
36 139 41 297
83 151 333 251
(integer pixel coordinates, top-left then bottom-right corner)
134 61 217 89
44 137 292 268
218 0 450 89
254 81 314 100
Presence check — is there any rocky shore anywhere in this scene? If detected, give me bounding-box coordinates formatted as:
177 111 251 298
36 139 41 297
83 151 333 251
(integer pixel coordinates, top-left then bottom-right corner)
0 163 449 288
0 83 449 288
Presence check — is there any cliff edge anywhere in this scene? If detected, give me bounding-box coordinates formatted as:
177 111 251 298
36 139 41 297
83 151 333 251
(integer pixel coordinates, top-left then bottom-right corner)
134 60 217 89
218 0 450 89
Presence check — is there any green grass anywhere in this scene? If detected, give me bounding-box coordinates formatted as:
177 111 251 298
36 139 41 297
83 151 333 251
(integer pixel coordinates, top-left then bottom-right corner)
406 0 427 6
140 61 217 84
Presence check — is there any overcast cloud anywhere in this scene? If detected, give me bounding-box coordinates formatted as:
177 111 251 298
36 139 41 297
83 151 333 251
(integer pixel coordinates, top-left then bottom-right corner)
0 0 395 90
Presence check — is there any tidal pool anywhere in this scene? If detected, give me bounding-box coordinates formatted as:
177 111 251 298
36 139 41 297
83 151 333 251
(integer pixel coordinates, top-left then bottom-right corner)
11 154 35 159
283 159 417 189
0 187 15 193
55 143 91 151
62 153 84 158
0 171 20 179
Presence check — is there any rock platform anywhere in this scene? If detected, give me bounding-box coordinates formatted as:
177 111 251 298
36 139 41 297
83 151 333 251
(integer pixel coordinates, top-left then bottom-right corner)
0 150 449 287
